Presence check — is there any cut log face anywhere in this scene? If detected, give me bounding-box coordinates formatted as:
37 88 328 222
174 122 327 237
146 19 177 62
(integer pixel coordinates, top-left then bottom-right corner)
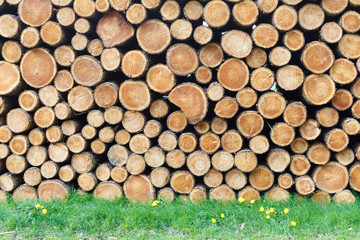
78 173 97 191
336 148 355 166
330 59 357 85
334 190 356 204
193 26 213 45
290 155 311 176
257 92 286 119
107 145 129 166
203 0 230 28
24 167 42 186
144 147 165 168
71 56 104 87
204 169 223 188
147 64 175 94
221 130 243 153
303 74 335 105
338 34 360 59
187 151 210 176
200 132 220 154
267 149 291 172
20 48 57 88
178 133 197 153
278 174 294 190
341 11 360 33
169 83 208 125
283 30 305 52
20 27 40 48
311 191 331 203
283 102 307 127
246 48 267 69
126 4 146 25
167 111 188 133
265 187 290 201
38 180 69 201
272 5 297 31
150 167 170 188
199 43 223 68
316 107 339 128
184 1 203 21
249 166 274 191
298 4 325 30
93 181 123 200
6 108 32 133
324 128 349 152
257 0 278 13
170 171 195 194
189 186 207 203
209 184 235 202
121 50 148 78
136 20 171 54
236 88 257 109
119 80 151 111
96 11 134 47
110 166 128 183
166 150 185 169
13 185 38 201
18 0 52 27
59 165 76 182
295 176 315 195
250 67 274 92
270 122 295 147
301 42 334 74
349 163 360 192
214 97 238 119
252 24 279 49
225 169 246 190
218 58 249 92
0 61 21 96
307 143 330 165
236 111 264 138
321 0 348 15
157 188 175 202
276 65 304 91
2 41 22 63
249 135 269 154
332 89 353 111
166 44 199 76
238 186 260 202
221 30 252 58
313 162 349 193
233 0 258 27
321 22 343 44
122 111 145 133
126 154 146 175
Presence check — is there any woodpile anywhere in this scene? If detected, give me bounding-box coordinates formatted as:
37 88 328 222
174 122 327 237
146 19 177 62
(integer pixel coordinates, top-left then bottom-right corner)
0 0 360 203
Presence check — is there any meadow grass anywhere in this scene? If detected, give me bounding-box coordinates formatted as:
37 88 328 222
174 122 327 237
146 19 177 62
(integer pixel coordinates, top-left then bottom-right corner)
1 192 360 239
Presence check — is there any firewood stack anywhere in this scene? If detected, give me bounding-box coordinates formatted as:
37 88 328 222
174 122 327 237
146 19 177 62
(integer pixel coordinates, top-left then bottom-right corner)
0 0 360 203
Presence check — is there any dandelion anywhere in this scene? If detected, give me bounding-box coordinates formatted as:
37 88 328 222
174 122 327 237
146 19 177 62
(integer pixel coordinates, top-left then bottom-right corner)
35 204 41 209
238 197 245 203
250 200 255 204
266 215 270 220
41 205 44 209
291 221 297 227
266 210 270 215
259 206 264 212
281 212 283 214
212 218 216 223
284 208 289 214
220 213 225 218
269 208 274 213
151 200 160 207
42 209 48 214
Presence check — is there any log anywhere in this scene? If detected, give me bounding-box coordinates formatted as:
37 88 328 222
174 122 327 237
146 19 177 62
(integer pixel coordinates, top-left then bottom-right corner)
199 132 220 154
220 130 242 154
249 166 274 191
265 187 290 201
56 7 76 27
119 80 151 111
167 111 187 133
126 154 146 175
211 118 227 135
257 0 278 13
267 149 290 173
61 120 81 136
236 111 264 138
341 11 360 33
221 31 253 58
330 59 357 85
170 171 195 194
129 134 150 154
168 83 207 124
18 90 39 112
313 162 349 193
104 107 123 125
170 19 192 41
249 135 269 155
195 66 212 84
108 0 131 11
321 0 347 15
24 167 42 186
332 89 353 111
99 127 115 143
126 4 147 25
283 29 305 52
38 180 69 201
246 48 267 68
20 48 57 88
298 4 324 30
290 155 311 176
272 5 297 31
54 102 72 120
0 144 9 160
71 56 104 87
187 151 210 176
81 125 97 140
144 147 165 168
311 191 331 203
218 59 249 93
214 97 238 119
68 86 94 112
54 46 75 68
87 39 103 57
342 118 360 135
110 166 128 183
6 154 27 174
150 167 170 188
67 133 87 153
307 143 330 165
90 139 106 155
199 43 223 68
189 186 207 203
146 64 176 93
0 173 21 192
193 26 213 45
28 129 44 146
252 24 278 49
209 184 235 202
302 42 334 74
157 187 175 202
178 133 197 153
320 22 343 44
123 175 155 202
225 169 246 190
276 65 304 91
0 126 12 144
295 175 315 195
93 181 123 200
350 163 360 192
18 0 52 27
136 19 171 54
160 0 180 21
100 48 121 72
278 173 294 189
74 18 91 34
115 129 130 145
144 120 162 138
121 50 148 78
165 150 186 169
71 152 98 174
204 169 223 188
6 108 33 133
238 186 260 202
352 100 360 119
73 0 96 18
40 161 59 179
184 1 203 21
257 92 286 119
20 27 40 48
13 185 37 201
324 128 349 152
107 144 129 166
299 119 321 140
58 165 76 182
34 107 55 128
2 41 22 63
207 82 224 102
233 0 258 27
166 44 198 76
338 34 360 59
54 70 74 93
270 122 295 147
212 150 234 172
39 85 60 107
336 148 355 166
0 61 22 96
283 102 307 127
9 135 28 155
194 121 210 135
316 107 339 128
203 0 230 28
236 88 257 109
158 131 177 152
71 34 89 51
334 190 356 204
78 173 97 191
40 21 64 46
250 67 274 92
149 99 169 119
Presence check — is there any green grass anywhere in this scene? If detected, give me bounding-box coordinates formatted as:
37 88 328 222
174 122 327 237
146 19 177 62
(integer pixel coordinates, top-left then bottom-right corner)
1 192 360 239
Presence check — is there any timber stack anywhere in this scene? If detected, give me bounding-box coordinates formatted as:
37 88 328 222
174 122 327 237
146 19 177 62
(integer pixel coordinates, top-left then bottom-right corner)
0 0 360 204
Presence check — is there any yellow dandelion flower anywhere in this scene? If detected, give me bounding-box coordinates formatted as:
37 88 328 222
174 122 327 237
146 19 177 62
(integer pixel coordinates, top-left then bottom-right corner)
42 209 48 214
220 213 225 218
284 208 289 214
35 204 41 209
269 208 274 213
151 200 159 207
291 221 297 227
212 218 216 223
259 206 264 212
238 197 245 203
266 215 270 220
41 205 44 209
266 210 270 215
250 200 255 204
281 212 283 214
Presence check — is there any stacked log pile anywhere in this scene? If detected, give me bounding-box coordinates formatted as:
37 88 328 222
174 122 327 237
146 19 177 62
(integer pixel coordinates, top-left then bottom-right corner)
0 0 360 203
